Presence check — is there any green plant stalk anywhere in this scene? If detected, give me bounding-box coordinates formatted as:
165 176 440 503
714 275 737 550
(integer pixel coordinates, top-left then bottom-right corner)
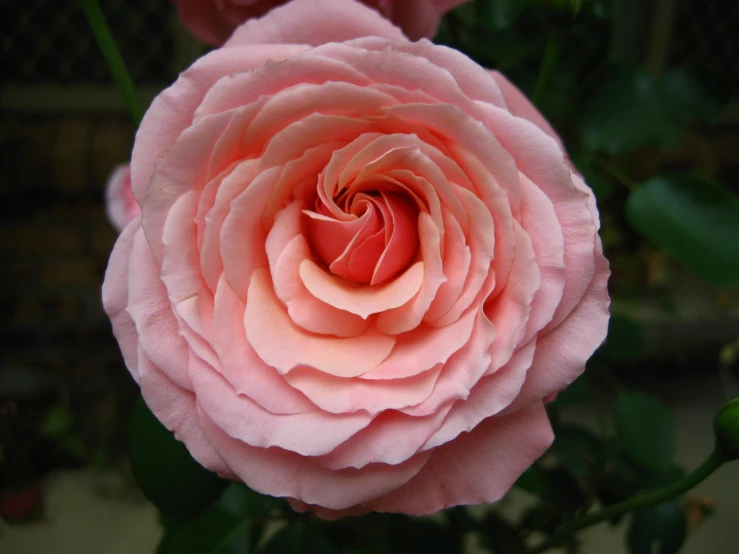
79 0 144 124
532 27 564 107
526 450 725 554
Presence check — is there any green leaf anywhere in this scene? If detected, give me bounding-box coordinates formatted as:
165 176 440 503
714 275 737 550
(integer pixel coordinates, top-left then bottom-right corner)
520 503 563 535
614 392 675 473
580 65 661 154
261 522 338 554
658 68 728 127
39 404 73 437
626 502 687 554
570 150 613 202
157 504 247 554
514 466 549 496
551 372 591 407
128 396 228 520
478 0 534 31
626 174 739 287
598 314 643 360
480 512 526 554
553 425 602 478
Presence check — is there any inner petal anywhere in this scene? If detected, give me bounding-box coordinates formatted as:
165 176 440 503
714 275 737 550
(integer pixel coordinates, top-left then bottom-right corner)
305 191 419 285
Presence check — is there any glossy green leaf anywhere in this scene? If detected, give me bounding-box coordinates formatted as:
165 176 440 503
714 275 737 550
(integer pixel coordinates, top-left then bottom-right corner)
614 392 675 473
478 0 534 31
128 396 228 520
626 502 687 554
553 425 602 478
520 503 563 535
481 512 526 554
261 522 337 554
570 150 613 202
580 65 661 154
387 516 461 554
157 504 247 554
551 372 591 407
598 314 643 360
626 174 739 287
658 68 728 127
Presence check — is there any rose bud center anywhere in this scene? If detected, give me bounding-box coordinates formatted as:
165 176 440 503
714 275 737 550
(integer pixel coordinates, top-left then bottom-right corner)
305 187 419 285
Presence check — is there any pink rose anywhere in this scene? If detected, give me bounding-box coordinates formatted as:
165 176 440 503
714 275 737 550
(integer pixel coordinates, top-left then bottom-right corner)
103 0 609 517
172 0 469 44
105 164 141 232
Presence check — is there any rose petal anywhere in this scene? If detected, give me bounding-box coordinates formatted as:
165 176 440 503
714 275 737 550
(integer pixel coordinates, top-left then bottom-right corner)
300 260 424 318
245 269 395 377
198 406 431 510
102 214 141 379
365 402 553 515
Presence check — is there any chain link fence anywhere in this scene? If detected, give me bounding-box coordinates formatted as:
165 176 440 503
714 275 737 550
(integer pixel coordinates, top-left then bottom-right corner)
1 0 738 111
1 0 177 84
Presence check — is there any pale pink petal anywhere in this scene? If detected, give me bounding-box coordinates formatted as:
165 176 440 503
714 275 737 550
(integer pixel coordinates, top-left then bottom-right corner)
315 403 454 469
245 269 395 377
300 260 424 318
348 38 506 107
376 212 446 334
427 185 496 327
273 237 372 336
211 275 316 414
283 364 443 415
105 164 140 232
131 44 307 202
365 402 553 515
519 174 566 343
489 70 565 152
161 191 219 370
424 207 471 322
101 214 141 378
137 348 231 476
399 309 496 417
365 306 478 380
266 201 371 336
197 407 431 510
220 168 280 298
484 222 541 373
224 0 406 49
477 105 596 331
126 227 192 391
141 112 233 261
199 160 258 292
420 340 537 450
190 355 372 456
508 237 610 411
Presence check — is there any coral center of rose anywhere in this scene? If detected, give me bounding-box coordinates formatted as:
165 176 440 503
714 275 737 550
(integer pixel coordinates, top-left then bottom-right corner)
304 191 419 285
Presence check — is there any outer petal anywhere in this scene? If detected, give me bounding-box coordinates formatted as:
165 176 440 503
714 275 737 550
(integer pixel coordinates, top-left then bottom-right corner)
131 44 308 202
197 407 431 510
105 164 140 232
101 215 141 378
224 0 406 48
137 348 232 476
489 70 566 153
366 402 553 514
508 236 610 411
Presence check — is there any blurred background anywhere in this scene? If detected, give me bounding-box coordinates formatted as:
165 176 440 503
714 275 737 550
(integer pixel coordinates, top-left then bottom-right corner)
0 0 738 553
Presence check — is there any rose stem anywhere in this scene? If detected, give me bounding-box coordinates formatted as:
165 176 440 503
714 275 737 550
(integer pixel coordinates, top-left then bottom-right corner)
79 0 144 125
525 450 725 554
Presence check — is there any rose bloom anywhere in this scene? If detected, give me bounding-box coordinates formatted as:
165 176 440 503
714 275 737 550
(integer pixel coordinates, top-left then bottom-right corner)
105 164 141 232
172 0 468 44
103 0 609 517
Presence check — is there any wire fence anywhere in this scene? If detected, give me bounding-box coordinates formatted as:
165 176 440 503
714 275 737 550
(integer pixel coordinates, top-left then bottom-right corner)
0 0 178 86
